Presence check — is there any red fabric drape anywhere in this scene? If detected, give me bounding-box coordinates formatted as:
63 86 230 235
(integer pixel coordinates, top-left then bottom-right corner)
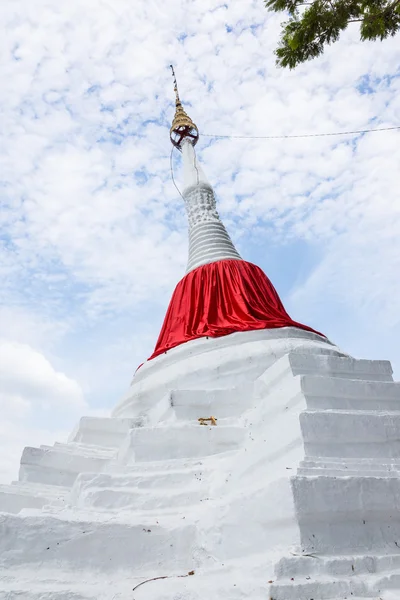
149 259 324 361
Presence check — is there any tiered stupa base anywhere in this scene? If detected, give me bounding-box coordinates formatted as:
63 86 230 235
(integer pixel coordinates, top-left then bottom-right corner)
0 329 399 599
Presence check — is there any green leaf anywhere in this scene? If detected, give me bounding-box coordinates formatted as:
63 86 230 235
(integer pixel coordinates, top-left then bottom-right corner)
268 0 400 68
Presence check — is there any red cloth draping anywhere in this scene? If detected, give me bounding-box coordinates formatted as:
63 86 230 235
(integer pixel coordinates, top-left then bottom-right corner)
149 259 324 361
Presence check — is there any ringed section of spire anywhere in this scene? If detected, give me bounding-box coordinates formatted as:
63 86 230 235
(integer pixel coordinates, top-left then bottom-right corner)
181 140 242 273
183 183 242 273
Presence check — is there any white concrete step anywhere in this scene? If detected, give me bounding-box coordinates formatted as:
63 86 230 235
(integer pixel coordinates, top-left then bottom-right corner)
299 458 400 476
70 468 211 511
302 457 400 469
73 467 209 494
289 353 393 381
68 416 145 448
270 572 400 600
301 410 400 458
19 446 113 487
269 577 367 600
0 511 196 573
104 453 223 474
170 386 251 421
1 567 393 600
0 481 70 514
257 354 393 399
374 573 400 593
48 442 117 459
0 593 97 600
0 485 58 515
298 466 400 477
292 475 400 553
11 480 70 498
0 569 140 600
294 475 400 516
118 424 246 463
0 570 269 600
74 485 207 512
275 553 400 579
301 375 400 411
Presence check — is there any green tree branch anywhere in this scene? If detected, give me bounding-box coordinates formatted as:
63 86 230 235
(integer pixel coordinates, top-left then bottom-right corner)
266 0 400 68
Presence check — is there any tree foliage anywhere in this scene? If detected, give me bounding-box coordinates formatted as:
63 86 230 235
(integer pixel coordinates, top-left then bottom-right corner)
266 0 400 68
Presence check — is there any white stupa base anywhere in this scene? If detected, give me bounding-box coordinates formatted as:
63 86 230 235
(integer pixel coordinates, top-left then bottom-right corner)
0 329 399 599
113 327 344 418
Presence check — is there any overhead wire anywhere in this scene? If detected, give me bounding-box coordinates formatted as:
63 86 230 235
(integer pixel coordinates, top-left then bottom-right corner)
193 146 200 185
170 143 201 198
170 146 184 199
201 125 400 140
169 124 399 197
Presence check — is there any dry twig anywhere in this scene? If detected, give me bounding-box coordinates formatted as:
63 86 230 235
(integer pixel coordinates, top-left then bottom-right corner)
133 571 195 596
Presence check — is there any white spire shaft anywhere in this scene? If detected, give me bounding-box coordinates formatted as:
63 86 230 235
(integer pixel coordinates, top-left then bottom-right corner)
181 140 242 273
182 140 210 189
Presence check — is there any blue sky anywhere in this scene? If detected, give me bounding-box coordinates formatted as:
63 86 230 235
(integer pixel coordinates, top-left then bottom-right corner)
0 0 399 481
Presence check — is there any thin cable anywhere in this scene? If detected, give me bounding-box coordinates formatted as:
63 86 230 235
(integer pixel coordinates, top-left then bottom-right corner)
193 146 200 185
201 125 400 140
170 146 184 199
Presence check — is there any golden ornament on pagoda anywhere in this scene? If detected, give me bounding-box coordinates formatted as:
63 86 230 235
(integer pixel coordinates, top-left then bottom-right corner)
170 65 199 150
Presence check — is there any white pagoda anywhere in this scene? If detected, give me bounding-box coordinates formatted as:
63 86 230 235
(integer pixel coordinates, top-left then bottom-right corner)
1 76 399 600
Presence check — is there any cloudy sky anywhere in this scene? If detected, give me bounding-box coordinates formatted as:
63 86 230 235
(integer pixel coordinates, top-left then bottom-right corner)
1 0 399 482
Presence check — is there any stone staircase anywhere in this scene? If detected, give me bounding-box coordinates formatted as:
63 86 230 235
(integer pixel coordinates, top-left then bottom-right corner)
270 553 400 599
262 354 400 599
0 350 399 599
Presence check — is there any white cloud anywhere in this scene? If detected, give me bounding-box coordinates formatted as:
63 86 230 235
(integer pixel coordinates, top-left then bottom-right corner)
0 340 85 412
0 340 87 481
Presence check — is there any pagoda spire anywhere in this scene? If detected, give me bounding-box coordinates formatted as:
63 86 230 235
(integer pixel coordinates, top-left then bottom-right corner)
145 70 324 361
170 66 199 150
169 66 242 273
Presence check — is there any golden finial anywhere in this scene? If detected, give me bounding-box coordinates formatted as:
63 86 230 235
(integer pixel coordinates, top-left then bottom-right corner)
170 65 199 151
